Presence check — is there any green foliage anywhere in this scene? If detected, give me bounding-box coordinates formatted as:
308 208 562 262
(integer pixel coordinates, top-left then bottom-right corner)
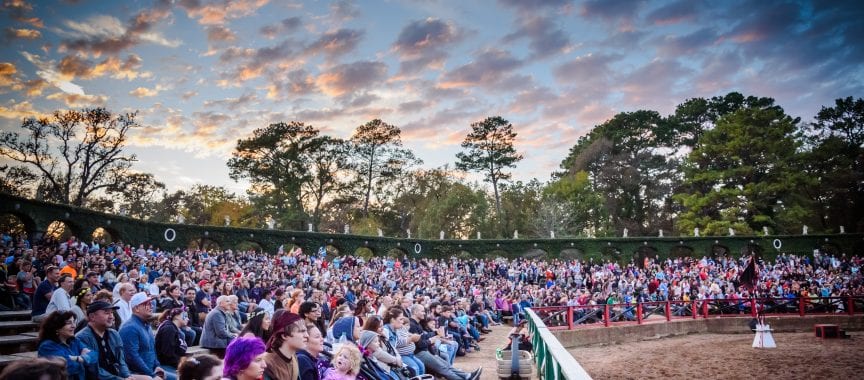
560 110 676 235
299 136 351 230
544 171 608 236
498 180 543 238
675 105 804 235
455 116 523 232
798 96 864 232
228 121 319 222
114 172 165 220
414 181 490 239
349 119 420 217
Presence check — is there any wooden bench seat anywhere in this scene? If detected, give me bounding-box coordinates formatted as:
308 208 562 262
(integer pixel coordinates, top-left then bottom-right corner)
0 320 38 335
0 310 32 321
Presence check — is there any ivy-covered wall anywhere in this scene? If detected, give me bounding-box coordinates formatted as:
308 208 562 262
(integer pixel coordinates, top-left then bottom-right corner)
2 193 862 261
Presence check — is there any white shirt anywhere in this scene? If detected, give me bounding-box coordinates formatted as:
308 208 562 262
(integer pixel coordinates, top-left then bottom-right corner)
258 298 275 316
115 298 132 326
45 288 72 315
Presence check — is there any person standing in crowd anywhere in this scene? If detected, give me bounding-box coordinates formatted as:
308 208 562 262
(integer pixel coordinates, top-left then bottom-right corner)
263 312 308 380
223 337 267 380
177 354 223 380
37 311 92 380
201 295 238 358
46 274 75 316
119 292 171 380
155 308 189 371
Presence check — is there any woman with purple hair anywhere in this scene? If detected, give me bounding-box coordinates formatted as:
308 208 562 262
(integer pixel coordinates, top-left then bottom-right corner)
224 336 267 380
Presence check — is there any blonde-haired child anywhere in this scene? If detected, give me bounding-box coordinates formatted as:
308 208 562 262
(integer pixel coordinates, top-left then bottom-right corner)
323 343 363 380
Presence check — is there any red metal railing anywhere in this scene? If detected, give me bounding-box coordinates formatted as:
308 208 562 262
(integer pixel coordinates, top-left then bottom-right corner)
531 296 864 330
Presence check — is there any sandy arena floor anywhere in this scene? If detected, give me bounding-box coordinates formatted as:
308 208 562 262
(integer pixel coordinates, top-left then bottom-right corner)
569 332 863 380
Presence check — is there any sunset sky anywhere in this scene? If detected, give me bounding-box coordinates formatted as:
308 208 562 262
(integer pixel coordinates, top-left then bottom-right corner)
1 0 862 194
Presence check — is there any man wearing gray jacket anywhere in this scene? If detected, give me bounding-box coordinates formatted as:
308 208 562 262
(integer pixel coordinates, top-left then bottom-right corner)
200 295 236 358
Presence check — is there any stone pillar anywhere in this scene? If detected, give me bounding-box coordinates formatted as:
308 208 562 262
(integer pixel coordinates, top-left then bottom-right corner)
308 223 314 232
513 230 519 239
763 226 769 236
344 224 350 234
802 225 808 235
476 231 481 240
623 228 628 238
658 229 663 237
694 227 700 237
377 228 383 237
439 231 445 240
550 230 555 239
406 229 411 239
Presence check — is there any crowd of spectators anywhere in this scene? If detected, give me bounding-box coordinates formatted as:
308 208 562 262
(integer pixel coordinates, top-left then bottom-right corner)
0 230 862 379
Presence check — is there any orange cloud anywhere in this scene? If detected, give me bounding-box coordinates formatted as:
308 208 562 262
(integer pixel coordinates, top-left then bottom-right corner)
0 62 16 84
5 27 40 39
2 0 44 28
315 61 387 97
181 0 271 25
129 85 164 98
45 92 107 107
57 54 148 81
0 100 42 120
206 25 237 42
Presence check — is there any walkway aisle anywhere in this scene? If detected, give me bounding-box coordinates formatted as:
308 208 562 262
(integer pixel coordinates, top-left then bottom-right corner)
452 323 535 380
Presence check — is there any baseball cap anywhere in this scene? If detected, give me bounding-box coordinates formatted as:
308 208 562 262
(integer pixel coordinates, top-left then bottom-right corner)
87 300 120 315
129 292 154 309
198 280 209 287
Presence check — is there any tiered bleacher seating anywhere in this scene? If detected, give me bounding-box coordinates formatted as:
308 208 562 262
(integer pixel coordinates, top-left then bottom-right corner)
0 310 211 369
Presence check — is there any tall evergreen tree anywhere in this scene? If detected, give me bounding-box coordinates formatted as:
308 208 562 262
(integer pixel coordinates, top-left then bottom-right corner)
455 116 523 228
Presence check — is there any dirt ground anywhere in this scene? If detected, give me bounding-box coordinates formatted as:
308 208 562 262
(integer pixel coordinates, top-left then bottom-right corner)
569 332 864 380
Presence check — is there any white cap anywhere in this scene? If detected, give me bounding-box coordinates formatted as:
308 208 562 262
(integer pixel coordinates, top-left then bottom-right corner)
129 292 154 309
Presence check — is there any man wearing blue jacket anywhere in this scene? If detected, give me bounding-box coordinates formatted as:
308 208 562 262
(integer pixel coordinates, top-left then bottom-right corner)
119 292 171 380
76 300 131 380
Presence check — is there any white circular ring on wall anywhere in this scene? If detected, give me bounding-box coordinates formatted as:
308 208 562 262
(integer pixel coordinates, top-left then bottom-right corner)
772 239 782 250
164 228 176 242
414 243 422 254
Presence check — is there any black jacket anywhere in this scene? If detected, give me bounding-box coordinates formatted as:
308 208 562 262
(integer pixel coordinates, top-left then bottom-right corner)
408 318 437 354
155 321 187 367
